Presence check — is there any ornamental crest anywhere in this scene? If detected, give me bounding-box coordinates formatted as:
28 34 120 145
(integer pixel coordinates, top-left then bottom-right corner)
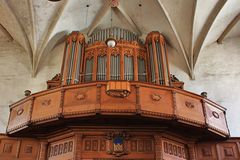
106 132 129 157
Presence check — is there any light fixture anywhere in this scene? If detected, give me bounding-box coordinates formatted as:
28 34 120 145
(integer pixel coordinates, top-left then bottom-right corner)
105 6 117 48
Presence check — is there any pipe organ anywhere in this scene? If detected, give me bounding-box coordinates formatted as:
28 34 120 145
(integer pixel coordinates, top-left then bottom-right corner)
4 27 232 160
61 28 170 86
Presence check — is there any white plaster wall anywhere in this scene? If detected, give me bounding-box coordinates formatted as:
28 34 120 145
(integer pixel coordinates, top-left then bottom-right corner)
0 41 64 133
0 37 239 136
168 37 240 137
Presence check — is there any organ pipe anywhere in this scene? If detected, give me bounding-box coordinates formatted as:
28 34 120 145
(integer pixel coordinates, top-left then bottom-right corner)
61 29 170 87
61 32 85 85
145 31 170 86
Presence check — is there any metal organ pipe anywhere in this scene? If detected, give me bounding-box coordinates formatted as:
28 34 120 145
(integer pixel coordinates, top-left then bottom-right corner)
61 29 170 87
145 31 170 86
61 32 85 85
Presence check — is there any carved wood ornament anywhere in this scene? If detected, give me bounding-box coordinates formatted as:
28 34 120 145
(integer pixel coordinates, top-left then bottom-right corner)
106 131 130 157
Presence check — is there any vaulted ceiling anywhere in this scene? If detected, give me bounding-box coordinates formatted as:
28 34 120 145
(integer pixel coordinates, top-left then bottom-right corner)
0 0 239 78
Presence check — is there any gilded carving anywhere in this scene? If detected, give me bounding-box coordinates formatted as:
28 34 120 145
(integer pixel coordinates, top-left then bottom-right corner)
151 94 161 101
42 99 51 106
185 101 194 108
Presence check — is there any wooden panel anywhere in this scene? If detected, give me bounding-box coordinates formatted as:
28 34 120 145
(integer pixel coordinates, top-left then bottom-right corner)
18 140 39 160
0 139 19 159
205 102 228 134
175 92 205 125
82 135 155 159
101 85 136 113
8 100 31 131
47 137 74 160
196 143 218 160
31 91 61 122
217 142 240 159
162 139 187 160
63 86 98 116
139 87 173 118
0 135 41 160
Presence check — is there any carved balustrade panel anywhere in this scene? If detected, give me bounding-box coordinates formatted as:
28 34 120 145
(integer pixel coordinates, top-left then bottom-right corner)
63 85 98 117
100 82 136 113
174 91 205 126
7 99 32 132
31 90 61 123
139 86 173 118
204 100 229 135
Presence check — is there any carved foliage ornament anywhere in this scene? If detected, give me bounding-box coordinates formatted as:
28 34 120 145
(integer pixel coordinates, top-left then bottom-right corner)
75 93 86 100
106 90 130 98
98 48 107 56
185 101 194 109
151 93 161 101
42 99 51 106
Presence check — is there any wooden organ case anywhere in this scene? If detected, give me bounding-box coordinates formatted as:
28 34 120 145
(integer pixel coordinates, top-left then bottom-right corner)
2 28 239 160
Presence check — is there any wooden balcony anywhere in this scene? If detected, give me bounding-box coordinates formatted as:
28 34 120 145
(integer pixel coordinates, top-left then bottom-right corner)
7 81 229 139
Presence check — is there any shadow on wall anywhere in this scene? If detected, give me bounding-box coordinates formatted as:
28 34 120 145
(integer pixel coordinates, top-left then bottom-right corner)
36 31 68 74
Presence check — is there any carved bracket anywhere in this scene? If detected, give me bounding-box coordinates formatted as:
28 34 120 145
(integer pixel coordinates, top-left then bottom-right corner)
106 81 131 98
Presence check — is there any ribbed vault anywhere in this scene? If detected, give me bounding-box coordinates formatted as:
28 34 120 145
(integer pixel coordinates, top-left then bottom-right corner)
0 0 239 78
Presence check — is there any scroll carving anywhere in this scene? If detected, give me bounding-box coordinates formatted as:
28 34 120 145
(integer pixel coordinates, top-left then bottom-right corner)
106 90 130 98
85 51 94 59
185 101 194 108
